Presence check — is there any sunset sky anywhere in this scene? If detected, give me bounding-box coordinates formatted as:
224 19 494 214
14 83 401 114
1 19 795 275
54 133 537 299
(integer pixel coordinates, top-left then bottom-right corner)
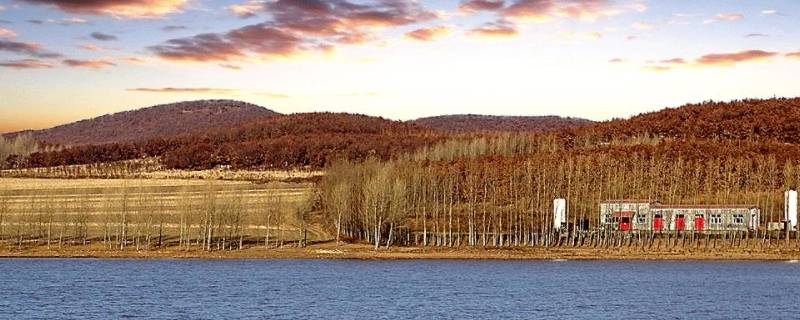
1 0 799 133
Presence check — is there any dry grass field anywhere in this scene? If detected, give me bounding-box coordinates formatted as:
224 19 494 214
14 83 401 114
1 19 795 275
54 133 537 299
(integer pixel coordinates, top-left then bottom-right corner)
0 178 325 252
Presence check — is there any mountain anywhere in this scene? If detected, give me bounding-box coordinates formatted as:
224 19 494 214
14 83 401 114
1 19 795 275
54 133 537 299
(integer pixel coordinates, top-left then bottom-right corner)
7 100 280 146
576 98 800 143
412 115 593 133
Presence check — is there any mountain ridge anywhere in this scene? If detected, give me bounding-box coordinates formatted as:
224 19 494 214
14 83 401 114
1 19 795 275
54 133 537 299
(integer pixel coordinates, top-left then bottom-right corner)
5 100 280 146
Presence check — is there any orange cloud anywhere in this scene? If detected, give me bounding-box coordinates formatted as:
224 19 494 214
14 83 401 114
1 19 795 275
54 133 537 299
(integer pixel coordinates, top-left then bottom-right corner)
501 0 630 22
459 0 505 12
20 0 187 18
80 44 102 51
0 59 54 69
228 0 265 18
470 20 518 38
405 26 450 41
696 50 777 66
127 87 238 94
646 50 779 72
786 52 800 59
122 56 148 64
63 59 116 69
0 28 17 38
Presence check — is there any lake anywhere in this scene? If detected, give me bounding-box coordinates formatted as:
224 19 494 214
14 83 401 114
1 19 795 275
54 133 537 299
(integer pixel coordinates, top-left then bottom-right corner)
1 259 799 319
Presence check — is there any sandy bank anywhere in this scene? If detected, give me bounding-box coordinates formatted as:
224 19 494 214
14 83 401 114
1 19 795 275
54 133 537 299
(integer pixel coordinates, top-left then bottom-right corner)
3 242 800 261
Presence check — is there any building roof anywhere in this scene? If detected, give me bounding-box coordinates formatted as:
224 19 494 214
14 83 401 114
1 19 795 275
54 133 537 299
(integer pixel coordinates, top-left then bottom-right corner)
652 204 758 209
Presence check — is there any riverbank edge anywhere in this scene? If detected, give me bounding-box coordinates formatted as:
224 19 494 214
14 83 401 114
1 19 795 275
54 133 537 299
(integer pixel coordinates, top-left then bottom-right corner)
3 244 800 261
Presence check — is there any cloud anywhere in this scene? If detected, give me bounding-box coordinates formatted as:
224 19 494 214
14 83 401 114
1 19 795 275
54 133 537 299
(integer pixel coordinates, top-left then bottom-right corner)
458 0 505 13
90 32 117 41
219 63 241 70
228 0 266 18
50 17 89 25
150 0 436 62
27 19 45 25
0 28 16 38
761 9 779 16
62 59 116 69
127 87 237 94
405 26 450 41
644 50 778 72
0 39 61 58
695 50 777 66
122 56 148 64
786 52 800 60
19 0 188 19
469 20 518 38
0 20 11 24
631 21 653 30
161 25 187 32
704 12 743 24
80 44 102 51
745 33 768 38
608 58 624 63
0 59 54 69
500 0 633 22
0 5 5 11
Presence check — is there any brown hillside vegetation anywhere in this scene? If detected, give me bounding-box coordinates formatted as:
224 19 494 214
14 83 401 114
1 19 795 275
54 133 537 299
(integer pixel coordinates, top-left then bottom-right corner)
11 113 442 170
5 100 279 146
573 98 800 143
413 114 593 133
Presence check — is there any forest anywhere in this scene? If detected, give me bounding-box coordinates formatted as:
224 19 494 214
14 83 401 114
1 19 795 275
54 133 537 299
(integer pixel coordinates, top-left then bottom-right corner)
316 98 800 249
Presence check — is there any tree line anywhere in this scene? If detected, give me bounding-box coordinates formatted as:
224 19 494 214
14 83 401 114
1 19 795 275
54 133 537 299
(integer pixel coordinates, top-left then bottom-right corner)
319 133 800 249
0 183 317 251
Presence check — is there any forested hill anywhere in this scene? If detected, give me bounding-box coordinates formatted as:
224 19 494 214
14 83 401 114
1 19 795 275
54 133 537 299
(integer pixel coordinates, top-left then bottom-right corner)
6 100 280 146
412 115 593 133
575 98 800 143
16 112 442 170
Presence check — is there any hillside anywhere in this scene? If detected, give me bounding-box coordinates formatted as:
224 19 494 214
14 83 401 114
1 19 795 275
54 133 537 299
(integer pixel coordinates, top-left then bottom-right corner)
15 112 442 170
7 100 279 146
576 98 800 143
412 115 593 133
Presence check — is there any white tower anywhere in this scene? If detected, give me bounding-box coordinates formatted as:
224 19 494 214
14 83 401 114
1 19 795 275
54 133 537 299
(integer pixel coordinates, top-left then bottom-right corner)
553 198 566 230
785 190 798 228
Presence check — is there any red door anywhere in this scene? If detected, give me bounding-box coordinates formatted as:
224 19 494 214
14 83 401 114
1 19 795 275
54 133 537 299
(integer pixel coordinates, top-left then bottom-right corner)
676 215 685 231
619 217 631 231
653 215 664 231
695 215 705 231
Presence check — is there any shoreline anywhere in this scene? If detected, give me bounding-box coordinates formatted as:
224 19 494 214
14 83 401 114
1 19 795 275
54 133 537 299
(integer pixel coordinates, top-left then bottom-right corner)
3 243 800 261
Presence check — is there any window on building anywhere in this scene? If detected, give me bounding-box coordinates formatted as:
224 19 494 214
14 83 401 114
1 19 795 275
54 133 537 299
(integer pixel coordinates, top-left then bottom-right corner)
733 214 744 224
710 214 723 224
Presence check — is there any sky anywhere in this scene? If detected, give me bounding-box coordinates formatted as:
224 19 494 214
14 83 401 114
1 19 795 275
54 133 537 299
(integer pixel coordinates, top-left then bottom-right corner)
0 0 799 133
